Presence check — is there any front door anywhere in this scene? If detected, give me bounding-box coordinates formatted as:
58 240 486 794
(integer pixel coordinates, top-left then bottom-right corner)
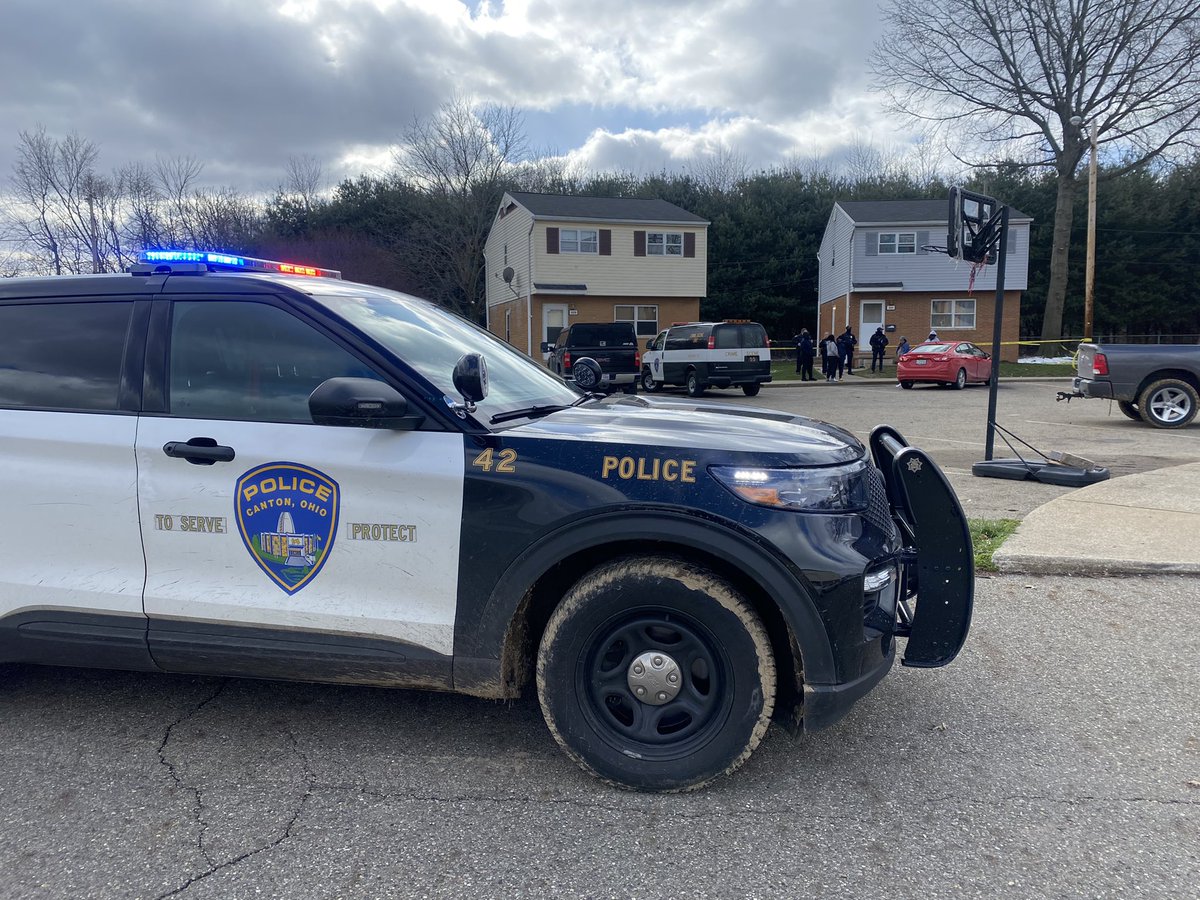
542 304 568 362
860 301 885 350
135 297 465 681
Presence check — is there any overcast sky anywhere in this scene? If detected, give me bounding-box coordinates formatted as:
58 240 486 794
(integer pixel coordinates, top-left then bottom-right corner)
1 0 919 193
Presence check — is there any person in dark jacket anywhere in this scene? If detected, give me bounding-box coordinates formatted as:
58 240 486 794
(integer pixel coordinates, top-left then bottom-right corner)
869 327 889 372
793 329 815 380
838 327 857 374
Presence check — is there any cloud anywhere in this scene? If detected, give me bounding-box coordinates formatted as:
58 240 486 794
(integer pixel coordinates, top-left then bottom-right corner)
0 0 912 191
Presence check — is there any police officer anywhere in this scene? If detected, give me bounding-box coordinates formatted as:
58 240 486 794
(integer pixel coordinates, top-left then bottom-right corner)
793 329 815 380
869 327 889 372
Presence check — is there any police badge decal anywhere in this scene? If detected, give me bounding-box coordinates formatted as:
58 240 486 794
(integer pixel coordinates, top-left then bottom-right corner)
235 462 340 594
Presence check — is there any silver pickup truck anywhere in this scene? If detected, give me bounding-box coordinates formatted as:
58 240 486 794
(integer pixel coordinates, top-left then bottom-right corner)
1069 343 1200 428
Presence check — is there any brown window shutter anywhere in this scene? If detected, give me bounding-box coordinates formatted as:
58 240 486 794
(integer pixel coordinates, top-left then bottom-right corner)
683 233 696 258
634 231 646 257
599 229 611 256
546 227 559 254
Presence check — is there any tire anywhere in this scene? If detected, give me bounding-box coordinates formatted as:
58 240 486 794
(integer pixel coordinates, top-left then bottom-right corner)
640 368 661 393
899 381 914 390
1117 400 1141 421
622 382 638 395
741 383 761 397
1137 379 1198 429
686 369 705 397
536 556 776 792
573 364 599 391
953 368 967 390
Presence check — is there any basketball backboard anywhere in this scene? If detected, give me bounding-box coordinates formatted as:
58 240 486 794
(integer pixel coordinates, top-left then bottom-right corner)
947 186 1002 264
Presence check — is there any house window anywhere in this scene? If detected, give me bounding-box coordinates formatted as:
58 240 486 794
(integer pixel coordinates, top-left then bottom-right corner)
560 229 598 254
615 304 659 336
931 299 976 329
878 232 916 254
647 232 683 256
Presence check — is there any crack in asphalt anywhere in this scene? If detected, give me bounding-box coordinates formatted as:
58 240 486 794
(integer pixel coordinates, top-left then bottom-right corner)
154 720 315 900
155 681 229 869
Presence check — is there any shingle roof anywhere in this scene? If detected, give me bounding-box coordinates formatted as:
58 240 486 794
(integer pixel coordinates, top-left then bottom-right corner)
508 192 708 224
836 198 1032 224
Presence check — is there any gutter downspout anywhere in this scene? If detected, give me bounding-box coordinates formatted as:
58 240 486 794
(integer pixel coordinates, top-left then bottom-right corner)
483 249 490 334
846 226 854 333
527 218 535 357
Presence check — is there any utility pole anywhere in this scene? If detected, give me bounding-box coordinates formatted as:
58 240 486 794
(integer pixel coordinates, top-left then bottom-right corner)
1071 115 1098 342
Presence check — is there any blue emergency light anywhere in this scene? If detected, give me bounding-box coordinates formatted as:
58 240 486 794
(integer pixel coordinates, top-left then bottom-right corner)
138 250 341 279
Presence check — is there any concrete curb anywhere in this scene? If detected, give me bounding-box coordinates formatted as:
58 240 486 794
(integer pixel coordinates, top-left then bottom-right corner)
993 462 1200 576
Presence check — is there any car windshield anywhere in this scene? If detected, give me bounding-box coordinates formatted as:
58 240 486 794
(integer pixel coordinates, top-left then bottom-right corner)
912 343 951 353
310 282 581 422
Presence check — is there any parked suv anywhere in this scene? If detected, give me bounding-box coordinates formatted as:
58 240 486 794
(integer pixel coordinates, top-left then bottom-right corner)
0 251 972 792
543 322 640 394
641 321 772 397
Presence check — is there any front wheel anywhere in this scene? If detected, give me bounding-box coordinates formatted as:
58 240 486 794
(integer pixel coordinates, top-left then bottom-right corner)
686 369 705 397
640 368 661 393
536 556 776 792
953 368 967 390
1138 379 1198 429
741 383 761 397
1117 400 1140 421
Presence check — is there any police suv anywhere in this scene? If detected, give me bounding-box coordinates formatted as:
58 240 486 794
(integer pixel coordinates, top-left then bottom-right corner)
0 252 973 791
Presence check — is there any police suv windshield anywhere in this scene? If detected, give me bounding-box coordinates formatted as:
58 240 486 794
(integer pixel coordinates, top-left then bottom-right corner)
310 283 581 422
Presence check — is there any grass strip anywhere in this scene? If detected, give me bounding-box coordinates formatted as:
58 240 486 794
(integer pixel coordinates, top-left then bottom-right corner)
969 518 1020 573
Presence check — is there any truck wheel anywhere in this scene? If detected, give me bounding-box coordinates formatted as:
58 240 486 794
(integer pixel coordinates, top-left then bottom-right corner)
640 368 661 393
953 368 967 390
741 383 761 397
1137 379 1198 429
622 382 638 395
536 556 776 792
1117 400 1140 421
686 369 705 397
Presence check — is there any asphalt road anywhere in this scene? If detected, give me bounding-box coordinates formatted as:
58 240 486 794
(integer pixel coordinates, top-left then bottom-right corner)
1 575 1197 898
2 380 1198 899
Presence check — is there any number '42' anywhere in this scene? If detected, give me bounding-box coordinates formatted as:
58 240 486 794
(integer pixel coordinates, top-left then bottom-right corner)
472 448 518 474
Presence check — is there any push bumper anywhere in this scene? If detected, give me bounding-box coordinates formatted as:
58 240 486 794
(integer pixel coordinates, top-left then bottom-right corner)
868 425 974 669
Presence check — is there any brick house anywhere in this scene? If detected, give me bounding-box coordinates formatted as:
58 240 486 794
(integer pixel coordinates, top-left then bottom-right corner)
817 199 1032 363
484 192 708 358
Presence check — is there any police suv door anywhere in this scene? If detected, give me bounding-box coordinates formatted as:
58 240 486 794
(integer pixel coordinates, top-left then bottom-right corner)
135 297 464 683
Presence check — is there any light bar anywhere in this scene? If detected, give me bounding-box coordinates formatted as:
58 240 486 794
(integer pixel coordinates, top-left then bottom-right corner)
139 250 341 279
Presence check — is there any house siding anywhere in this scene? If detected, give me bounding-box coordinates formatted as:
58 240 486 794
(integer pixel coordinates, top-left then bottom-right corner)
484 204 535 310
849 222 1030 292
535 221 707 297
817 206 854 304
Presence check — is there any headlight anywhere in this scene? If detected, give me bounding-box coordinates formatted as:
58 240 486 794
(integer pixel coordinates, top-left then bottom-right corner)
711 461 869 512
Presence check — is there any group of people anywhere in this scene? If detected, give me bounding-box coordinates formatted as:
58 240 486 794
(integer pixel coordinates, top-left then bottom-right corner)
792 327 933 380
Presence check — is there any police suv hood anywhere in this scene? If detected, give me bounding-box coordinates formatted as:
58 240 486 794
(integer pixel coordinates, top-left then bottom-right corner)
505 395 863 465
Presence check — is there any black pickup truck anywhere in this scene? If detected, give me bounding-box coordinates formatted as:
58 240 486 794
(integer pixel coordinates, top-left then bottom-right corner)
542 322 640 394
1068 342 1200 428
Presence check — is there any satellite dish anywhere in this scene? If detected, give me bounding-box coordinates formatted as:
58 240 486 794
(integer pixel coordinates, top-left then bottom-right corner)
502 266 515 284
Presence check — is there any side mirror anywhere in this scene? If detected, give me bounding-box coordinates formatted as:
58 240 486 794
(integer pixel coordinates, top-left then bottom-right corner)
453 353 489 404
309 378 425 430
540 341 553 354
571 357 602 391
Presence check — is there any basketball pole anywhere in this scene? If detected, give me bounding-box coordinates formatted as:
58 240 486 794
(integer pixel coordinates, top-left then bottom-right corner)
983 205 1010 462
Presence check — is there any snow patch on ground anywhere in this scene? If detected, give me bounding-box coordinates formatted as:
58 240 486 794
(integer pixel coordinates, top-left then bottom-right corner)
1019 356 1074 364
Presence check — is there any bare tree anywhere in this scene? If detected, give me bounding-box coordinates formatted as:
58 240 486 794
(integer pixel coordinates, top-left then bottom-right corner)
686 144 749 194
283 154 324 211
394 95 528 318
874 0 1200 338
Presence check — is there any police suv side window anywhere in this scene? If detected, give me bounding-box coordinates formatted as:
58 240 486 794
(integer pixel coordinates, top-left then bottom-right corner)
0 301 132 412
168 301 381 423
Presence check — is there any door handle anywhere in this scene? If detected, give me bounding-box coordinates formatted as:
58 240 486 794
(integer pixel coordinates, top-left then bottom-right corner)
163 438 236 465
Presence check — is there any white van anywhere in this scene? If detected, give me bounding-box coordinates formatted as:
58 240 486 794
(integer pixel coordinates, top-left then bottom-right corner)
641 321 773 397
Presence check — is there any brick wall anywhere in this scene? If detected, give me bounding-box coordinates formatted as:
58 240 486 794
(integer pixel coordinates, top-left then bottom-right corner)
820 291 1022 363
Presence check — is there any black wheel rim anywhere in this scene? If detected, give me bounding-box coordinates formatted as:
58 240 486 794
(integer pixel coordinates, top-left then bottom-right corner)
579 609 732 759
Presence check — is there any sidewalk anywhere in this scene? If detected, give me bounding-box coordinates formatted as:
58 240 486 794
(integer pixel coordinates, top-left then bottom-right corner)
993 462 1200 575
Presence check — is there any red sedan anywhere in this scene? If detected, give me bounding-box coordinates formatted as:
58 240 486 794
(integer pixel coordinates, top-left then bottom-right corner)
897 341 993 390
